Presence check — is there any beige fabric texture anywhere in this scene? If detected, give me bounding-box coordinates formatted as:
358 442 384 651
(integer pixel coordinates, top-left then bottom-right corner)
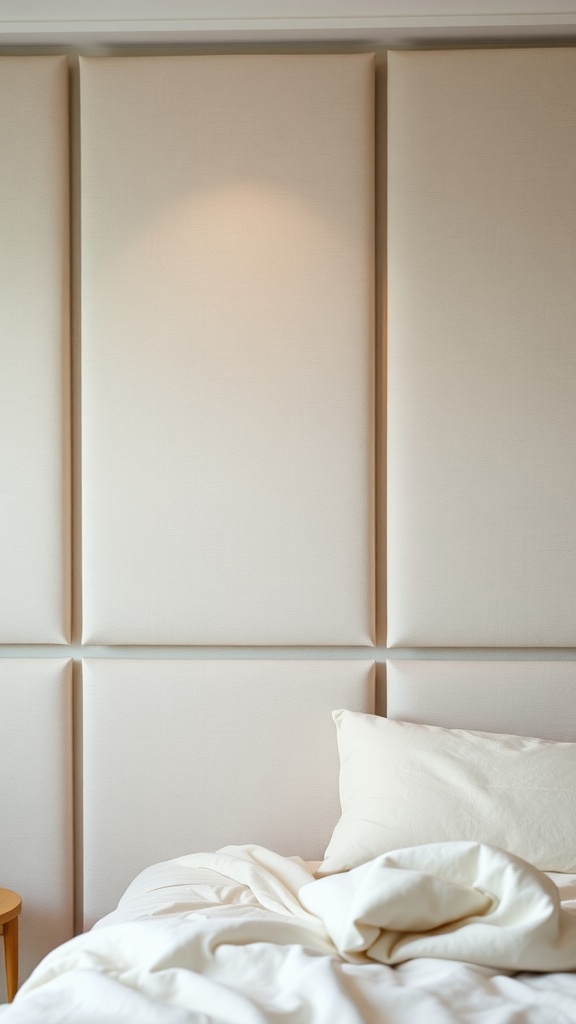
0 56 70 642
82 658 375 926
0 660 73 994
387 48 576 647
386 659 576 742
320 709 576 876
80 54 375 645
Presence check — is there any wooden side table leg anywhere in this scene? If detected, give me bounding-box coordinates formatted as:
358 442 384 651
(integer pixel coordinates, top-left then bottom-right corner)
3 916 18 1002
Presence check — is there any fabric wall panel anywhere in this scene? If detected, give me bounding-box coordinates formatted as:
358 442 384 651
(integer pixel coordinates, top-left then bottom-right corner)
80 55 374 645
387 48 576 647
0 659 73 993
387 659 576 742
0 57 70 642
82 658 375 926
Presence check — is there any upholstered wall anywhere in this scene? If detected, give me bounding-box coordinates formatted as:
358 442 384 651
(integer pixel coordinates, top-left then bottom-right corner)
82 659 375 925
0 660 73 996
0 57 70 643
80 54 375 646
1 45 576 997
0 52 377 995
0 58 72 998
387 48 576 647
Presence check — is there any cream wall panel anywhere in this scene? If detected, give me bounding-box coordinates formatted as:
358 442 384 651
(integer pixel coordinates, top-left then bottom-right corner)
387 659 576 741
0 57 70 643
387 48 576 647
80 55 374 645
0 659 73 995
82 658 375 925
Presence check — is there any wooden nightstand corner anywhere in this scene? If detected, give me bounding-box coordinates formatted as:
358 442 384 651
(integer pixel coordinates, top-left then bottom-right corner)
0 889 22 1002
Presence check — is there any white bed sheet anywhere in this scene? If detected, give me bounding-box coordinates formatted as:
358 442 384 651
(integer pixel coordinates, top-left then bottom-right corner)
3 846 576 1023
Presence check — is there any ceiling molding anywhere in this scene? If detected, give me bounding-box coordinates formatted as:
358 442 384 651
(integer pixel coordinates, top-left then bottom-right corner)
1 2 576 45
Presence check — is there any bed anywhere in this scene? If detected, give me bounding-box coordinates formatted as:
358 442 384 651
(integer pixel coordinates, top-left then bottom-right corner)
2 659 576 1023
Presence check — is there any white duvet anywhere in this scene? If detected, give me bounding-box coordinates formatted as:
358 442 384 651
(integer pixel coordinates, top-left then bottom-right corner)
3 841 576 1023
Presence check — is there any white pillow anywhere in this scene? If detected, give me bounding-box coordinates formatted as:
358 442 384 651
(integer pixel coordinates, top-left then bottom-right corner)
319 710 576 875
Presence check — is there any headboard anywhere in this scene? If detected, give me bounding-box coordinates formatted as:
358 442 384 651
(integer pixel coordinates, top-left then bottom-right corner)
80 656 576 927
81 659 375 926
387 661 576 743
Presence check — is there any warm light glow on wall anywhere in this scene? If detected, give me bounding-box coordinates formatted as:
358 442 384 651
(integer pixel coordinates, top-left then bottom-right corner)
100 181 363 386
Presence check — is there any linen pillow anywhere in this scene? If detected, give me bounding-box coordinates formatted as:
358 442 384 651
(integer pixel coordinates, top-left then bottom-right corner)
319 710 576 875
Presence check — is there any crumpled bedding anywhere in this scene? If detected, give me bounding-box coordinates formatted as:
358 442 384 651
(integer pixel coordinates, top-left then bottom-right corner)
3 841 576 1023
